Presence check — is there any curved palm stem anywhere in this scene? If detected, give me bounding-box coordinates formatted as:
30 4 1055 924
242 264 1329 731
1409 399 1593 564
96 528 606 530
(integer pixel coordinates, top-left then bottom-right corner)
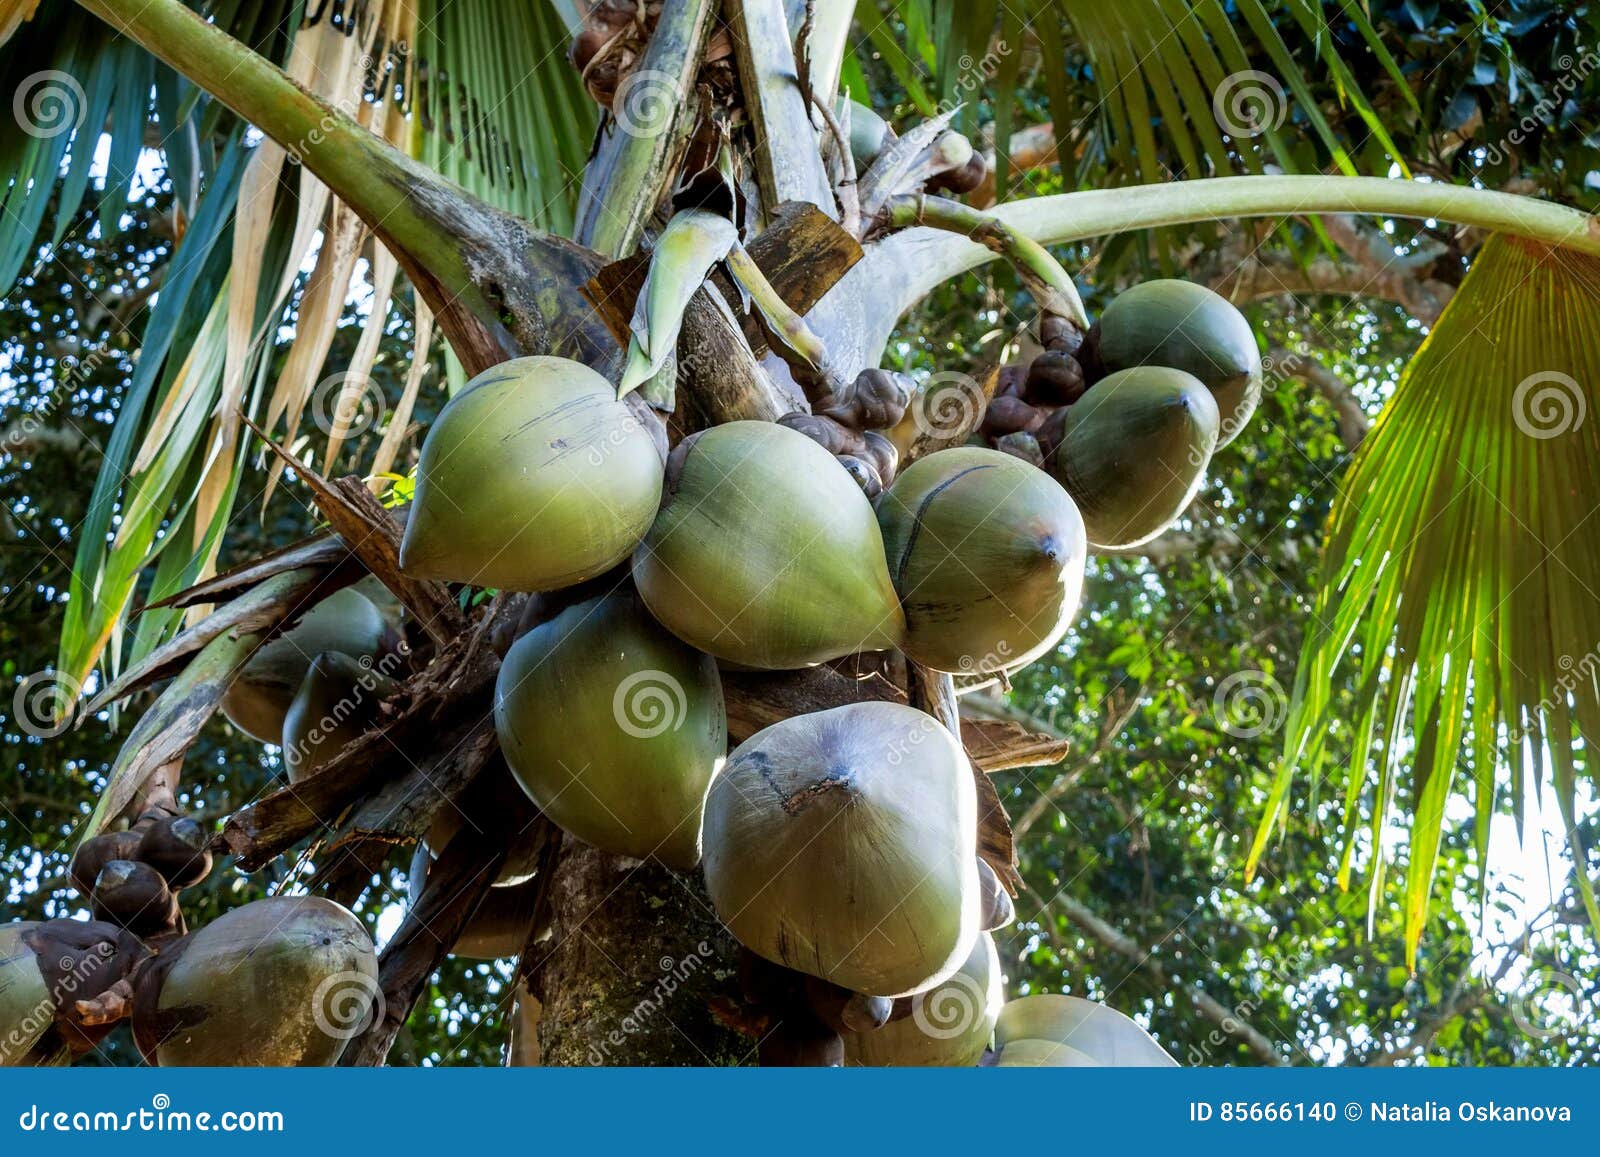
819 176 1600 375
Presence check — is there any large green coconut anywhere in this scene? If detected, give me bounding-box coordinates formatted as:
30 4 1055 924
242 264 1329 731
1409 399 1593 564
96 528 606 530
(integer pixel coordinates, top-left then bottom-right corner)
0 924 61 1066
1045 366 1219 549
844 932 1001 1067
703 702 979 997
220 587 391 743
1090 279 1261 446
993 994 1177 1067
400 356 663 591
139 896 377 1066
633 421 904 669
494 589 726 871
877 447 1086 673
281 652 399 783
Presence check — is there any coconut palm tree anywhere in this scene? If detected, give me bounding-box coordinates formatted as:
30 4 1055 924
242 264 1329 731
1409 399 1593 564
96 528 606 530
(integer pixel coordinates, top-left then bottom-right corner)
1 0 1595 1065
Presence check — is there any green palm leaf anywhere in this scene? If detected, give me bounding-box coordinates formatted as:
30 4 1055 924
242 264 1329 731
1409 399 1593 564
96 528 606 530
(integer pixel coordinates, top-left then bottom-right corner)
867 0 1410 191
1249 236 1600 966
27 0 593 689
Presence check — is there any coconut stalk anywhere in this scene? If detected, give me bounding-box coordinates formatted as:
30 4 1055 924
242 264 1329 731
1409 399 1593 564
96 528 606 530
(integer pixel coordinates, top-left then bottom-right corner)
875 193 1088 327
574 0 720 258
818 174 1600 377
726 0 836 221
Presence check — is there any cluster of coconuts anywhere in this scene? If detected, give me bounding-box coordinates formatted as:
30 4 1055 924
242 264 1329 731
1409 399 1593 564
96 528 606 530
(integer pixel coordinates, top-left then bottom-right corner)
219 576 407 783
4 800 378 1067
378 292 1256 1058
984 280 1262 549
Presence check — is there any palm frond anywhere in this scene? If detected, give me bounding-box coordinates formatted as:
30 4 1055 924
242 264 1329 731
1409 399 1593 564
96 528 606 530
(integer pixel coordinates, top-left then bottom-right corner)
1250 236 1600 966
32 0 592 688
866 0 1406 192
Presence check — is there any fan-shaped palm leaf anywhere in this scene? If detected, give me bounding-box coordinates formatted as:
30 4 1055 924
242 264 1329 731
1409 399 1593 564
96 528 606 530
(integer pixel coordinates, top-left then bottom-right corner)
1249 236 1600 966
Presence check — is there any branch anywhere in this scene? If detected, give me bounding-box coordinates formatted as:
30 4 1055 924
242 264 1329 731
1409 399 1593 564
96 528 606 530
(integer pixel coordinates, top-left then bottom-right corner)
1053 893 1290 1066
1209 252 1455 325
875 193 1087 326
727 0 836 220
1264 345 1370 451
575 0 719 258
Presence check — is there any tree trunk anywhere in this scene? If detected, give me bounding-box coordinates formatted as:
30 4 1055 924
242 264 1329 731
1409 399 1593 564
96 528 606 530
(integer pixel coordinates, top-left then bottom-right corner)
530 837 747 1066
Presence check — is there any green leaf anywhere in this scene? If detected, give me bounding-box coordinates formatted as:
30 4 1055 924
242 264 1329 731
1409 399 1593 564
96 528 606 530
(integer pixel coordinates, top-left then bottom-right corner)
1258 236 1600 966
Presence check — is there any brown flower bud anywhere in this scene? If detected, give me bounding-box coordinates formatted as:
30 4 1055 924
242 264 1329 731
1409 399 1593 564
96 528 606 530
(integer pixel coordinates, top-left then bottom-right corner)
1025 349 1087 406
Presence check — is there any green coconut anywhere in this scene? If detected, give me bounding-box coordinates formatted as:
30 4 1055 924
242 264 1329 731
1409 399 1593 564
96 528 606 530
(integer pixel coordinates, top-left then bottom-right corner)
1091 279 1261 446
140 896 377 1067
877 447 1086 673
703 701 979 997
1045 366 1219 549
220 587 391 743
634 421 905 669
0 923 59 1066
844 932 1001 1067
400 356 663 591
494 589 726 871
844 99 891 168
281 652 399 783
993 994 1177 1067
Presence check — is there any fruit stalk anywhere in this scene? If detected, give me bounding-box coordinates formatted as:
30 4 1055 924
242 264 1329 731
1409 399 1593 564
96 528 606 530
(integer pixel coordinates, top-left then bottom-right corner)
876 193 1089 327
